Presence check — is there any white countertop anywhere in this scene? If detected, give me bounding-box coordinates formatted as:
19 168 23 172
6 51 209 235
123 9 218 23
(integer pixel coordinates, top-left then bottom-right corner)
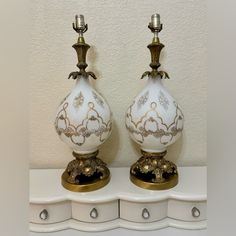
30 166 206 204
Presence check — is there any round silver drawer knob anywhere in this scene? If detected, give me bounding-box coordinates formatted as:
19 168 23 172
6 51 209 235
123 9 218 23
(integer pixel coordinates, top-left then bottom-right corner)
142 208 150 219
39 209 48 220
192 207 200 218
90 208 98 219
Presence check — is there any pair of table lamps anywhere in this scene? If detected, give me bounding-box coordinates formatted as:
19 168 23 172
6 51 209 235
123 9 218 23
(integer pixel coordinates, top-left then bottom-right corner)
54 14 184 192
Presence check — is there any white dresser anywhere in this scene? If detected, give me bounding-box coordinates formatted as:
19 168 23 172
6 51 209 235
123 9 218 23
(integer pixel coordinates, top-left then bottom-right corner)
30 167 206 233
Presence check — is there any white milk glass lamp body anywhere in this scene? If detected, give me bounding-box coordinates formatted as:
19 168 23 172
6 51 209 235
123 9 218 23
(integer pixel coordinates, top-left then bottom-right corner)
126 75 183 153
55 76 112 154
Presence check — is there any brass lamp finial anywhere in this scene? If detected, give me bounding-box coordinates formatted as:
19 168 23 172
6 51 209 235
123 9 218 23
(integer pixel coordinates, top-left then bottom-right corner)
68 15 97 80
141 13 169 80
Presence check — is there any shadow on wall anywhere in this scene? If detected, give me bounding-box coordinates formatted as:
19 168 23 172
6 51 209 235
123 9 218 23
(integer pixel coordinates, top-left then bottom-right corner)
130 138 142 158
99 120 120 165
86 44 101 84
165 134 184 164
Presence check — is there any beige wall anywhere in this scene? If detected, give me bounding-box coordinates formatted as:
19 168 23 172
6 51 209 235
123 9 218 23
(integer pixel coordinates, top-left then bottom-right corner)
30 0 207 168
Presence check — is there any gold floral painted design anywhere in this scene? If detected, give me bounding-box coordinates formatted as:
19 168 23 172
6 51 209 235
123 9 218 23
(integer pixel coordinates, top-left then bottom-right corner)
126 101 183 145
137 91 149 109
158 90 169 111
55 102 112 146
92 91 104 107
73 92 84 108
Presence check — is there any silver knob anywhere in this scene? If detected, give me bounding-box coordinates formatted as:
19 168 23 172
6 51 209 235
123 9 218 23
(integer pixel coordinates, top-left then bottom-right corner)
192 207 200 218
90 208 98 219
142 208 150 219
39 209 48 220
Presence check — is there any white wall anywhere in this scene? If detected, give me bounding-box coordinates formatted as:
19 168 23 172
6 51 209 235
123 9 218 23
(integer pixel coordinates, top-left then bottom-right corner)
29 0 207 168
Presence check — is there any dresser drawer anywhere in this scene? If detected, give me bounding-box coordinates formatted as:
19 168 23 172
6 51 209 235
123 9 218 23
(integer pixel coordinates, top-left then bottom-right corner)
168 199 206 221
72 200 118 223
120 200 167 223
30 201 71 224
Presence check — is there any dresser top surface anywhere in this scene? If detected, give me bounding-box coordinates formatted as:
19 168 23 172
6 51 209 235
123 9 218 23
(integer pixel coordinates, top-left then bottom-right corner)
30 167 206 204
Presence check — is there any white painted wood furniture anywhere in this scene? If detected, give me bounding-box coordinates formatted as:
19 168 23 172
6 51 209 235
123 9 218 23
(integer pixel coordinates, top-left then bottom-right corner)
30 167 206 232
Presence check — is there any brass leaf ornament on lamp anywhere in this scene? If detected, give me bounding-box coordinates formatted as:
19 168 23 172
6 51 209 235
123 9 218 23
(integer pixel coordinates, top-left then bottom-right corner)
54 15 112 192
125 14 184 190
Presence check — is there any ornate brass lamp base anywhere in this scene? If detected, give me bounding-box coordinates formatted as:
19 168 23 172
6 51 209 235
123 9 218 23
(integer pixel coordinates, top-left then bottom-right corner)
130 150 178 190
61 151 110 192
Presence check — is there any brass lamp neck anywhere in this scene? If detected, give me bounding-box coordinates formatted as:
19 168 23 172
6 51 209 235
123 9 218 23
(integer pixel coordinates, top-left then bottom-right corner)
72 15 90 72
68 15 97 80
148 13 164 72
141 14 169 79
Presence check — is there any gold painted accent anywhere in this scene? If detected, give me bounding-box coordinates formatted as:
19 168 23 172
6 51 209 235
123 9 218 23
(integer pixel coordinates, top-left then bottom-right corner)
126 101 183 144
158 90 169 111
55 102 112 146
130 150 178 190
61 150 110 192
137 91 149 109
92 91 104 107
73 92 84 108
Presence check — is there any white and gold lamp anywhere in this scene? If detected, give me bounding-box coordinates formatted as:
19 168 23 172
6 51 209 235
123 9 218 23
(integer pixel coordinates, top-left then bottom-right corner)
54 15 112 192
125 14 184 190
